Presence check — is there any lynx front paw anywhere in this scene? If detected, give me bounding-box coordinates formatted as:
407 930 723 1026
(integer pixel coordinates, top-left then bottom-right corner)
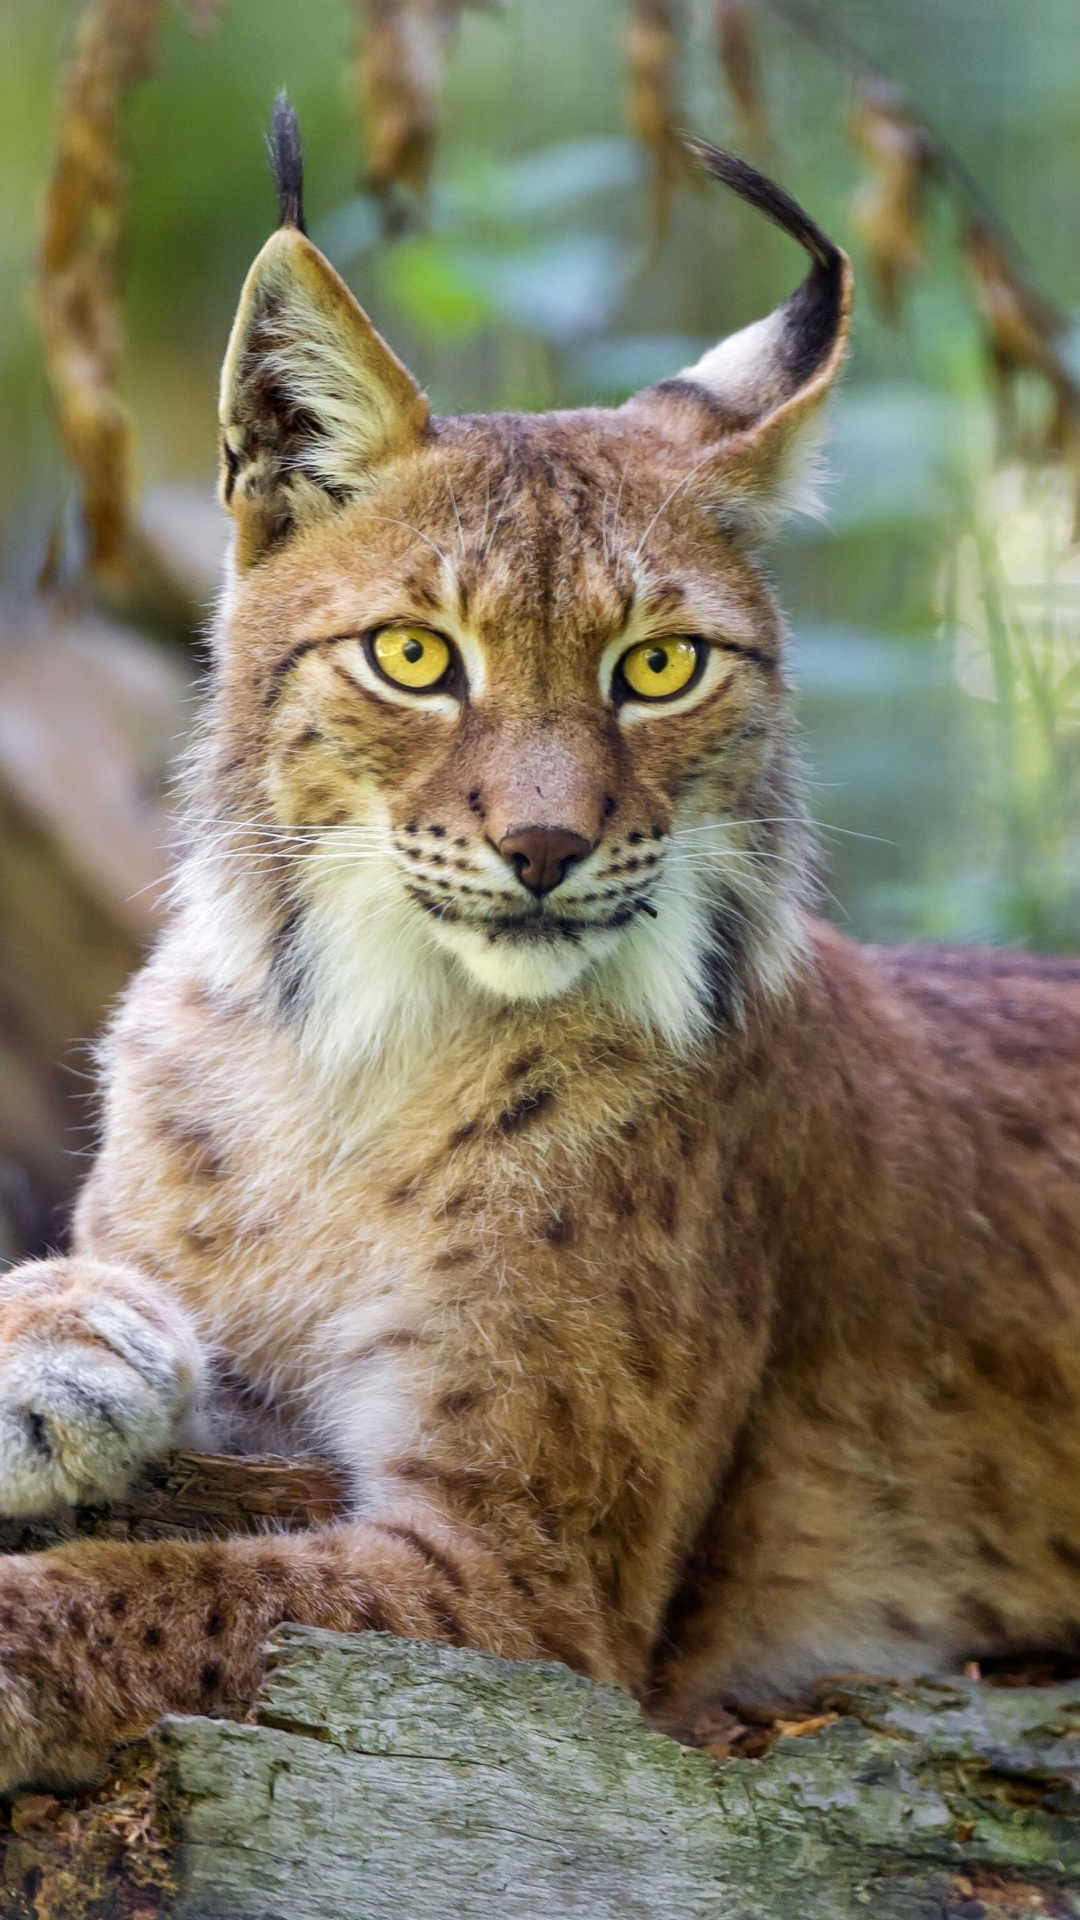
0 1261 204 1517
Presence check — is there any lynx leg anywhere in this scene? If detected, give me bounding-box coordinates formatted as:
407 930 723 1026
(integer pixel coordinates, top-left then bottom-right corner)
0 1504 608 1792
0 1258 207 1516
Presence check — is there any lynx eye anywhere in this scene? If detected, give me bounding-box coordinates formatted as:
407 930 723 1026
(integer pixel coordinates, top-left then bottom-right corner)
370 626 452 692
618 636 702 702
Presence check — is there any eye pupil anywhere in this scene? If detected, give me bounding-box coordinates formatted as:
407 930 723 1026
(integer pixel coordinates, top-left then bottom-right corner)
403 638 424 663
618 635 700 702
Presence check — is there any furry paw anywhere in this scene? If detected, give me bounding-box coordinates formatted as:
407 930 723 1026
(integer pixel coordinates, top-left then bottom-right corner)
0 1260 204 1516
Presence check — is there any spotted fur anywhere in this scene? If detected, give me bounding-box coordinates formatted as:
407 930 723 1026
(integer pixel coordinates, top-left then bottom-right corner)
1 123 1080 1794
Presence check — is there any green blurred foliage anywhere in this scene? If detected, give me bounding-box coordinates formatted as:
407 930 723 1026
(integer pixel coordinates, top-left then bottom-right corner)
2 0 1080 949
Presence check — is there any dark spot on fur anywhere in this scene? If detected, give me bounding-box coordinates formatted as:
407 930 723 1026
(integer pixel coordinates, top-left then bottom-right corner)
143 1624 164 1650
108 1591 129 1617
609 1176 636 1220
438 1387 480 1418
618 1281 663 1385
386 1172 425 1206
654 1178 678 1234
156 1117 228 1182
200 1660 224 1697
964 1596 1008 1644
496 1087 554 1134
542 1212 574 1245
505 1565 539 1606
448 1119 478 1150
505 1051 541 1082
183 1226 221 1254
432 1246 478 1270
1048 1534 1080 1573
970 1530 1015 1571
881 1604 928 1642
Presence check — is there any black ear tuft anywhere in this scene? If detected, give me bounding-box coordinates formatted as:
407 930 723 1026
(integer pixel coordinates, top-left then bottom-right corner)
267 90 307 234
683 138 841 276
683 136 849 392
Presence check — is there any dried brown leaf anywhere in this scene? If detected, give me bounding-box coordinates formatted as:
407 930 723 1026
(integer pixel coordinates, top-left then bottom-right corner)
626 0 690 245
714 0 768 148
963 217 1080 533
354 0 496 208
848 77 935 320
34 0 168 593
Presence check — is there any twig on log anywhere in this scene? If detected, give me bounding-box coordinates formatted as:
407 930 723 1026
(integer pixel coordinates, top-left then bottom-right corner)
0 1452 347 1560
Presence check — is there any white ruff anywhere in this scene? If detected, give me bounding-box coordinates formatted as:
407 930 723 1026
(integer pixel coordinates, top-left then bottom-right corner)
270 825 801 1078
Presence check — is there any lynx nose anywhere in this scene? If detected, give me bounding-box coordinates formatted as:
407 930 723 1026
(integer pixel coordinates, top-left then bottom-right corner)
498 825 594 898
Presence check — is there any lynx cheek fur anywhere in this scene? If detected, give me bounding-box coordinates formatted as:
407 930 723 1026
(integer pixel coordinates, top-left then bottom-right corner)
2 101 1080 1795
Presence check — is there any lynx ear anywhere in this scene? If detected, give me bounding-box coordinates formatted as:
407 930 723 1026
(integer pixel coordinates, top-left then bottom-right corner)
626 143 853 535
219 95 429 570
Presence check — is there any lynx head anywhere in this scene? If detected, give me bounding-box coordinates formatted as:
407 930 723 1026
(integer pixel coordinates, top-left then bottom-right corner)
197 96 851 1063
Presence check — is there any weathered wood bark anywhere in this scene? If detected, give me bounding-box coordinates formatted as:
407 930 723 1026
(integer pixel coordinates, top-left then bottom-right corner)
1 1457 1078 1919
0 1451 347 1558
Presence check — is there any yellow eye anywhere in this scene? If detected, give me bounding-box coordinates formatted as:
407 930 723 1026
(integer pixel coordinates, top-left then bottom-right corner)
619 636 701 701
370 626 452 692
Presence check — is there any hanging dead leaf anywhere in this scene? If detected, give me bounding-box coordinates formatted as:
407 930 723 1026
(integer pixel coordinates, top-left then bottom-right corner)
33 0 220 634
848 77 936 320
714 0 768 148
354 0 499 215
355 0 445 201
626 0 691 245
34 0 166 595
963 217 1080 532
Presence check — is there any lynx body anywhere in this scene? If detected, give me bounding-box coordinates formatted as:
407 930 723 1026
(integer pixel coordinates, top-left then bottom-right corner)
1 109 1080 1792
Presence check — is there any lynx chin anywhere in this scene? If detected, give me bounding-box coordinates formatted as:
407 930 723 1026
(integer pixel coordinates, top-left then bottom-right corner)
1 95 1080 1796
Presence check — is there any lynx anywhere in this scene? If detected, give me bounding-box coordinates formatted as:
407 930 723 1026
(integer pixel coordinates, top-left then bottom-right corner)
2 98 1080 1794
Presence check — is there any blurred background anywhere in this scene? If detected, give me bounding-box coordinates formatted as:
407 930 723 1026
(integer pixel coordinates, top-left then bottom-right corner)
2 0 1080 1261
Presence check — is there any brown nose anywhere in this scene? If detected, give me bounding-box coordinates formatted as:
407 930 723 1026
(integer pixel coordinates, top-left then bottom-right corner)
498 825 594 897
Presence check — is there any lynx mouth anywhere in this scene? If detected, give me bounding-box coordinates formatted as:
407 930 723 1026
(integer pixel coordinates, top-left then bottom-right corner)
407 893 654 940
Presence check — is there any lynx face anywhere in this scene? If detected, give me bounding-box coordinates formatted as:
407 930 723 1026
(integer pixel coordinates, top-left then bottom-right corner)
203 140 850 1056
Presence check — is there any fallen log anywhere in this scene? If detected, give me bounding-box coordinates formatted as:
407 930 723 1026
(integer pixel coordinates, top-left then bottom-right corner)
1 1455 1078 1919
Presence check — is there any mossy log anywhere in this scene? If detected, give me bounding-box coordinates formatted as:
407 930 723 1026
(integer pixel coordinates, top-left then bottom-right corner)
1 1454 1079 1920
